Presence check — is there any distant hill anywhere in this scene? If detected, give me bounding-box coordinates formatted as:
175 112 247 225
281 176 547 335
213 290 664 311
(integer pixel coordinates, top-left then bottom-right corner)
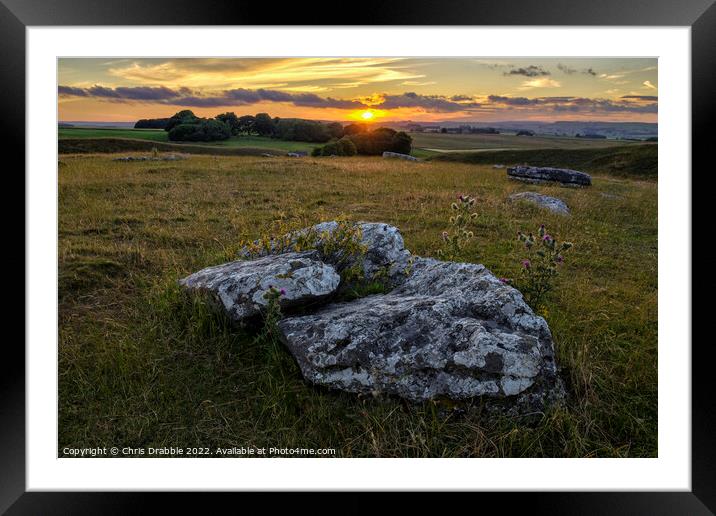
430 144 657 177
390 120 657 141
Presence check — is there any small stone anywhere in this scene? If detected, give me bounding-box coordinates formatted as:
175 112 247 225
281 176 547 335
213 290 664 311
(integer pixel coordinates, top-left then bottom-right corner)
382 151 419 161
509 192 570 215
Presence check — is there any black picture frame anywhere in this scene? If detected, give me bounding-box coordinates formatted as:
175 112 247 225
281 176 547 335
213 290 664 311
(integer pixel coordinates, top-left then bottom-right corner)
5 0 712 512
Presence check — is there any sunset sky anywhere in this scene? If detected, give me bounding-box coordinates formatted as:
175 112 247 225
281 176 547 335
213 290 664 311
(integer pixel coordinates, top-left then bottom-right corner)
58 58 658 123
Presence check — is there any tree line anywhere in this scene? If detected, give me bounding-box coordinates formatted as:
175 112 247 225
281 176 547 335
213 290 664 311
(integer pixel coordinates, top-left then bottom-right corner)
134 111 413 156
135 110 344 143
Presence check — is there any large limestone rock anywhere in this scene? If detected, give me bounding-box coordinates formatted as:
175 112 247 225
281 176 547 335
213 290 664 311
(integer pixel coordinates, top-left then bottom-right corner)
179 251 340 322
182 220 564 410
240 222 412 286
507 166 591 186
278 257 561 409
509 192 570 215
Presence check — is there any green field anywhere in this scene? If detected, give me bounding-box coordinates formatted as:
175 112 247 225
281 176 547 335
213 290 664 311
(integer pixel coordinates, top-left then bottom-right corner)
59 127 317 153
59 153 657 458
59 127 171 142
431 144 658 178
410 131 641 153
58 126 647 159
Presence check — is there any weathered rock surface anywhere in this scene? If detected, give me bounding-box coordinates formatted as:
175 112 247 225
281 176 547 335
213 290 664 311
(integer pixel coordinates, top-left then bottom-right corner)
240 222 412 286
278 257 561 408
179 251 340 322
509 192 570 215
382 151 419 162
507 166 591 186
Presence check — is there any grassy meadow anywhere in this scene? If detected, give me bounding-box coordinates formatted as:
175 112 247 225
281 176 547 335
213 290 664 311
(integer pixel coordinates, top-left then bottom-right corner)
58 153 657 457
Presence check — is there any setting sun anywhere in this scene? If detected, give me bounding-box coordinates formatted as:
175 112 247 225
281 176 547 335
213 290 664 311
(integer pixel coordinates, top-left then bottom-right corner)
349 108 385 122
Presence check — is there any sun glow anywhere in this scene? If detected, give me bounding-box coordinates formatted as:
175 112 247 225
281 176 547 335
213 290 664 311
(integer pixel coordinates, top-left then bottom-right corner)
349 109 385 122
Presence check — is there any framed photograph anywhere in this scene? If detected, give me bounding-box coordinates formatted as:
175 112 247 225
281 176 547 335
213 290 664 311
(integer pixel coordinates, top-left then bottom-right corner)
7 0 711 511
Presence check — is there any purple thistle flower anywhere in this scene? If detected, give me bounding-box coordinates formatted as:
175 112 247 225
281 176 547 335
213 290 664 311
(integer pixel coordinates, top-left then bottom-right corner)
522 259 531 269
280 288 286 295
543 234 552 241
499 277 511 284
556 255 564 264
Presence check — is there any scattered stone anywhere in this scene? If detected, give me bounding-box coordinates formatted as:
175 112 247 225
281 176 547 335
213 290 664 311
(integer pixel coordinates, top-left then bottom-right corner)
240 221 412 286
278 257 562 410
382 151 419 161
493 164 505 169
179 251 341 323
509 192 570 215
112 154 188 162
287 151 308 158
260 153 275 158
507 166 591 187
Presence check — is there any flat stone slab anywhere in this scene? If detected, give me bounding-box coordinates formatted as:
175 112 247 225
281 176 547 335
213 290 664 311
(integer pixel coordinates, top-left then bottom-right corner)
179 251 340 323
509 192 570 215
507 166 591 186
278 257 561 408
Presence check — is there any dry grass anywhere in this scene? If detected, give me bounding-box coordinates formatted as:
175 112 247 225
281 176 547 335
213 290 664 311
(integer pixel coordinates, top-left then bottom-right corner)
58 153 657 457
